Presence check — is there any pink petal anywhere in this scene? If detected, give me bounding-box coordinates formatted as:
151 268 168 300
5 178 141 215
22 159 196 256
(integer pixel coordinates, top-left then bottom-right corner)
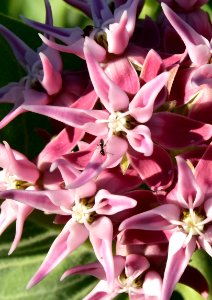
0 190 65 214
125 254 150 278
129 72 169 123
106 11 129 54
191 64 212 88
84 37 129 112
3 141 39 183
23 104 109 136
89 217 114 289
204 198 212 217
67 136 128 189
61 255 125 281
61 261 107 281
127 125 153 156
176 156 204 208
105 57 140 95
161 3 211 66
38 31 85 59
96 168 141 194
39 52 62 95
27 220 88 288
140 49 163 82
83 281 112 300
129 144 174 190
37 127 84 170
119 204 180 231
115 0 140 37
9 203 33 255
161 232 196 300
198 234 212 257
143 271 162 298
94 189 137 215
148 112 212 149
195 143 212 195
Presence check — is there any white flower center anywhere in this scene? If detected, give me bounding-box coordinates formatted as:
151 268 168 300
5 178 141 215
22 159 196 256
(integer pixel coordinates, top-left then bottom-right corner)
181 210 204 236
108 111 131 134
72 198 96 224
0 170 30 190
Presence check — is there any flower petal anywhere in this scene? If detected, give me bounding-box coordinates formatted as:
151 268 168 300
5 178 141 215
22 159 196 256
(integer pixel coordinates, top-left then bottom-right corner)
27 220 88 288
89 217 114 289
119 204 180 231
129 72 169 123
161 232 196 300
84 37 129 112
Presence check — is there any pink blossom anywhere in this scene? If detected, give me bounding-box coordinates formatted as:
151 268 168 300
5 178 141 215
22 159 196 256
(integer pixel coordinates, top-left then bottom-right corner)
0 142 39 253
120 143 212 299
161 2 211 66
0 0 62 129
22 0 140 58
61 254 162 300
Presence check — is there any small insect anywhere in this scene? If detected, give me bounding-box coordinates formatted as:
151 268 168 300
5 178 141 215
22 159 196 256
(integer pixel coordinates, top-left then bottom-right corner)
99 138 106 156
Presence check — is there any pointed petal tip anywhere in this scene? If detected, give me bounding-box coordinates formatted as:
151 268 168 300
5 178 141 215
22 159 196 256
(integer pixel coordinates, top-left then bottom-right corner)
8 246 15 256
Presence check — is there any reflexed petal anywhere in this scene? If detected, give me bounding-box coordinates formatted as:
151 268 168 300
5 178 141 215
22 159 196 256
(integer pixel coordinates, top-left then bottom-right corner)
23 104 109 136
148 112 212 149
161 3 211 66
9 203 33 255
84 37 129 112
61 255 125 281
129 144 174 190
161 232 196 300
119 204 180 231
37 127 84 170
89 217 114 289
27 220 88 288
0 25 37 68
0 190 66 214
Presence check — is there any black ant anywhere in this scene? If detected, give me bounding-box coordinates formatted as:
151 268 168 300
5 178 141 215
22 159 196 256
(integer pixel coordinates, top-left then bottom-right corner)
99 139 106 156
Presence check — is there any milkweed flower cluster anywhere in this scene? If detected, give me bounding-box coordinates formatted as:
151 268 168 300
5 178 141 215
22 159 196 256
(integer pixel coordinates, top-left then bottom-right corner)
0 0 211 299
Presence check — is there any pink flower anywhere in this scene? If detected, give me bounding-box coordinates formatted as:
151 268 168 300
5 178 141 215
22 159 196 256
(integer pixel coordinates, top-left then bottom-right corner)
61 254 162 300
0 0 62 129
0 142 39 253
0 170 136 289
161 2 211 66
22 0 140 57
120 143 212 299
